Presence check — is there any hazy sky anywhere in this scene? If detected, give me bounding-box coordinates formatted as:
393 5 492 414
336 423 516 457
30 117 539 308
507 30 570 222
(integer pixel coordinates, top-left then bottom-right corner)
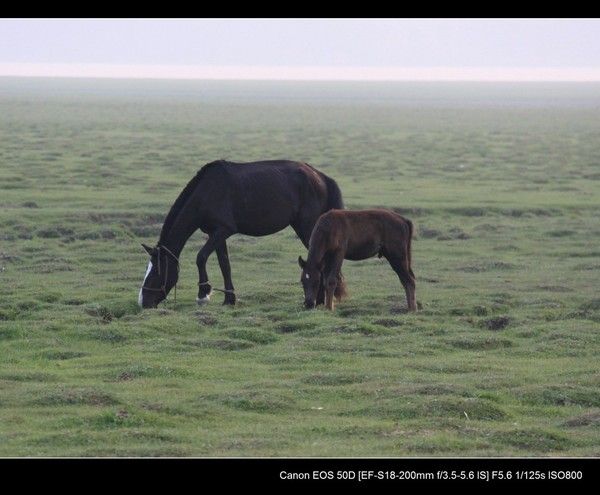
1 19 600 80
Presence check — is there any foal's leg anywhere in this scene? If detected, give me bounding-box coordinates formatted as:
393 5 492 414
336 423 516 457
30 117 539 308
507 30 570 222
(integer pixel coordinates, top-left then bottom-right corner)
324 251 345 311
292 220 325 306
216 240 236 305
196 229 231 304
386 253 417 311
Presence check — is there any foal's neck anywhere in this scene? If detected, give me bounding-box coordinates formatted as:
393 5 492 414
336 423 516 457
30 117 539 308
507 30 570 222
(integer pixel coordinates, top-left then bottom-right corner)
306 230 328 270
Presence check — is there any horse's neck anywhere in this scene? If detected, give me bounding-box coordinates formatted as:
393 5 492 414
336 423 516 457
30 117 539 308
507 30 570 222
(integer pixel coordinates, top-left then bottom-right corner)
159 210 199 257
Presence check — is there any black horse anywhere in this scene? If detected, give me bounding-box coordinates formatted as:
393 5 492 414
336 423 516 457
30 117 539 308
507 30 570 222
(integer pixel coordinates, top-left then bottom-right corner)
139 159 345 308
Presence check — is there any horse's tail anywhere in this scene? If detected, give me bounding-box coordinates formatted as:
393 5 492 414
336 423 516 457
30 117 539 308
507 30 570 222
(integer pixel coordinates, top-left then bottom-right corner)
323 174 344 211
405 218 415 280
322 175 347 300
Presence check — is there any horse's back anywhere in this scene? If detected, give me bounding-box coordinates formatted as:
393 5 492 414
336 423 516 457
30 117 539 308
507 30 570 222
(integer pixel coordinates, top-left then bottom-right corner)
199 160 325 236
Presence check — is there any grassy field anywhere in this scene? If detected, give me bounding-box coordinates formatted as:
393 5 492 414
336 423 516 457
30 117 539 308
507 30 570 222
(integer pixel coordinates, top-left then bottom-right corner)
0 78 599 456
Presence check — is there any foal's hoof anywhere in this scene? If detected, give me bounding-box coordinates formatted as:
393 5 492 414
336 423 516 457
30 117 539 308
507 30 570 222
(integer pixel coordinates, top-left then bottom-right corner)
196 294 211 305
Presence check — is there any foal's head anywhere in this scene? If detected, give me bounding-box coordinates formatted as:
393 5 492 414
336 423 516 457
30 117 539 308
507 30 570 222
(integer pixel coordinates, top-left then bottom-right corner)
298 256 321 309
138 243 179 308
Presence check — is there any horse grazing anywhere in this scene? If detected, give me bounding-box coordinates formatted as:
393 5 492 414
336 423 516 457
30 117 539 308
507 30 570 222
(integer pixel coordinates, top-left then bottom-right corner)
139 159 346 308
298 209 416 311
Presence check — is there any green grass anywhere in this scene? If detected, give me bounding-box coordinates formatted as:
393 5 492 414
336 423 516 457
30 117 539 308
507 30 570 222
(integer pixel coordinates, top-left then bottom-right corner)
0 78 599 456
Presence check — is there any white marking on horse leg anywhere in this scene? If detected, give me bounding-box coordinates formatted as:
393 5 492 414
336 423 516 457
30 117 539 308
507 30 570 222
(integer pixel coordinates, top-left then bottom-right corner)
138 261 153 308
196 291 212 305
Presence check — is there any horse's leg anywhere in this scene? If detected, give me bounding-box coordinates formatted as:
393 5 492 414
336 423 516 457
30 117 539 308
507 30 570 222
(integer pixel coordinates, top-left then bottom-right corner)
216 240 236 305
386 252 417 311
196 229 231 304
323 251 345 311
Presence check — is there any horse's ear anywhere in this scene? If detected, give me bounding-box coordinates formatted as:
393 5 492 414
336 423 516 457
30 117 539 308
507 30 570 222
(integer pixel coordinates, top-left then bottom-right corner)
141 243 154 256
298 256 306 269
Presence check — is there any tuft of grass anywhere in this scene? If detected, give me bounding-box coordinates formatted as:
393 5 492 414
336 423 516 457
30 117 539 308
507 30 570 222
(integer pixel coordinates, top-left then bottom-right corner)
225 328 278 345
516 386 600 408
448 337 514 350
490 429 573 452
33 387 119 407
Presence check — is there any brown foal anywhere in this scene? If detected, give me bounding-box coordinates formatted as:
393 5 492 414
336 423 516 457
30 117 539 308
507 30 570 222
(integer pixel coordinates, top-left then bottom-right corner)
298 209 416 311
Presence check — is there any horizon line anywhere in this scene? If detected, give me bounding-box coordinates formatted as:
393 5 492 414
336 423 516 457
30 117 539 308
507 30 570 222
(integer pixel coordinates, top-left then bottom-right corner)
2 64 600 82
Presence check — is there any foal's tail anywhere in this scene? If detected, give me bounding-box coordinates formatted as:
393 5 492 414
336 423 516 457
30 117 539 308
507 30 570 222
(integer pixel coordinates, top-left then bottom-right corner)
406 218 416 280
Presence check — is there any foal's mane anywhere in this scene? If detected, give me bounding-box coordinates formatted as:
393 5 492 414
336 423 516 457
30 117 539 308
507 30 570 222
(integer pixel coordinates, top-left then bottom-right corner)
158 160 223 243
307 214 333 265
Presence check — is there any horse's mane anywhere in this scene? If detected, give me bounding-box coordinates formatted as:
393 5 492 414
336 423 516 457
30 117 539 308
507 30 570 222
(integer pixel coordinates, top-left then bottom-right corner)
158 161 223 243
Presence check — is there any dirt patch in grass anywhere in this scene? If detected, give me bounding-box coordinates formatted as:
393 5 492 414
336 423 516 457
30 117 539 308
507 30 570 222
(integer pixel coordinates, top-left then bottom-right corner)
418 227 442 239
390 306 411 315
30 432 95 448
63 298 86 306
84 305 114 323
84 301 140 323
41 350 89 360
569 299 600 321
334 322 391 336
450 305 490 316
214 392 294 413
301 373 367 386
536 285 573 292
517 386 600 408
413 384 467 396
36 227 74 239
429 397 508 420
195 312 218 325
89 328 128 343
276 321 314 333
87 411 147 429
436 227 471 241
346 397 507 421
337 307 365 318
480 316 511 331
562 410 600 427
460 261 516 272
0 372 58 382
372 318 403 327
546 229 577 238
185 338 255 351
573 263 600 271
0 251 20 263
116 364 189 381
16 300 42 311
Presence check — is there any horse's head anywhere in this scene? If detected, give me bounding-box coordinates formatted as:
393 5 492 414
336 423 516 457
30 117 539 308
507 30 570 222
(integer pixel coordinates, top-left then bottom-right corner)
138 243 179 308
298 255 321 309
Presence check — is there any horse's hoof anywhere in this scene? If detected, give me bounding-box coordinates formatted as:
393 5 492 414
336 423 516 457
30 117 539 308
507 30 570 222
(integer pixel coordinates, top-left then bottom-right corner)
196 294 211 305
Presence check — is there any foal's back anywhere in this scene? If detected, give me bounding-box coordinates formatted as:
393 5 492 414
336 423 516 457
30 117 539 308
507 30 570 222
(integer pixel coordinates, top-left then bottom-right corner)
315 209 412 260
